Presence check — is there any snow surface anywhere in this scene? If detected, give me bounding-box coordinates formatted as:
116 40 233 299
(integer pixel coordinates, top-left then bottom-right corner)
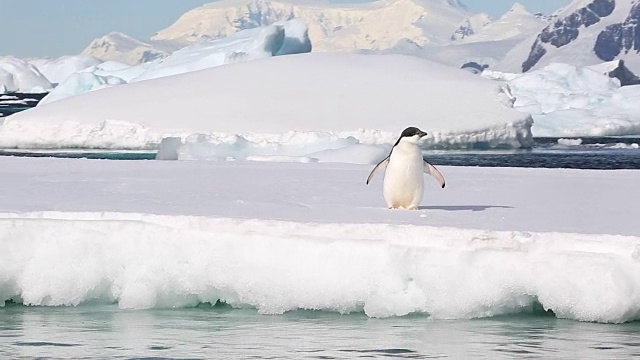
0 57 53 94
1 53 532 152
0 157 639 323
28 56 102 85
483 62 640 137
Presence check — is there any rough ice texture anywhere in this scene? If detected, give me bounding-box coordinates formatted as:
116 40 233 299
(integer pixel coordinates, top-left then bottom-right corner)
28 55 103 85
38 73 127 106
0 157 639 323
132 19 312 82
1 53 532 151
28 20 312 105
483 62 640 137
0 57 53 94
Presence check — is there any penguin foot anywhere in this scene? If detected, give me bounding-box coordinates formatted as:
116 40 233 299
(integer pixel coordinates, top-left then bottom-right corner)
407 206 419 210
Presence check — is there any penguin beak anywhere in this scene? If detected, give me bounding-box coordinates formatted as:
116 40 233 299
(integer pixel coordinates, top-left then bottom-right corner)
418 131 428 138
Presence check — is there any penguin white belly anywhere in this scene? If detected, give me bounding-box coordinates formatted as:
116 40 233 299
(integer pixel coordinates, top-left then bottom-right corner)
383 144 424 209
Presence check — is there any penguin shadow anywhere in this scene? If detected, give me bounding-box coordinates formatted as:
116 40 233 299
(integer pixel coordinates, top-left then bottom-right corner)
418 205 513 212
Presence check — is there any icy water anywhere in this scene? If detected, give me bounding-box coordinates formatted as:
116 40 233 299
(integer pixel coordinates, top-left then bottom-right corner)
1 136 639 169
0 93 46 118
2 305 640 359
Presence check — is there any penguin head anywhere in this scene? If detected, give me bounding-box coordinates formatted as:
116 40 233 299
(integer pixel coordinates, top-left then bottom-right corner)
398 127 428 145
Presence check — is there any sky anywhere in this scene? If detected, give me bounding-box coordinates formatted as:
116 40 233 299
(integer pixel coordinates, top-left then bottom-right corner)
1 0 571 58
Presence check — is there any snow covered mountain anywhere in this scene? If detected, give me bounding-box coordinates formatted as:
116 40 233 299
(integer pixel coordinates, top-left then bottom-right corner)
81 32 168 65
454 3 547 44
151 0 473 52
400 3 548 70
498 0 640 73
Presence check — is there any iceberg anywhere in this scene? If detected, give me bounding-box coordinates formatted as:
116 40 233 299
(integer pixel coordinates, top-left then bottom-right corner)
32 20 313 104
483 62 640 137
1 53 533 154
38 72 127 106
0 57 53 94
28 55 103 85
132 19 312 82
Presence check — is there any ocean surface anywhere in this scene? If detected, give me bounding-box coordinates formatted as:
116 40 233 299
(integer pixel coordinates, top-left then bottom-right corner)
1 136 639 169
0 92 47 118
3 304 640 360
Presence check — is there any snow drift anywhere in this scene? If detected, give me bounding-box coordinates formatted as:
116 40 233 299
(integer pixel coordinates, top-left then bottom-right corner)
1 53 532 152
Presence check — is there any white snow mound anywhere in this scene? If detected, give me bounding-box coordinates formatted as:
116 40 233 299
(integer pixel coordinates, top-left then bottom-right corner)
1 53 533 151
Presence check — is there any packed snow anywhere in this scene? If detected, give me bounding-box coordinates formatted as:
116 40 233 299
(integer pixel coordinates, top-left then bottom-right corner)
0 157 639 323
483 62 640 137
0 57 53 94
2 53 532 154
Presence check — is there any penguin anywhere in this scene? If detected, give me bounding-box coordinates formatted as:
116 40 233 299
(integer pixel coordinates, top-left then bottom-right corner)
366 127 445 210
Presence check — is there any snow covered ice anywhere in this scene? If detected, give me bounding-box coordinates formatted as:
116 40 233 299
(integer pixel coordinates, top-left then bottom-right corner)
483 62 640 137
2 53 532 156
36 20 313 104
1 157 640 323
0 57 53 94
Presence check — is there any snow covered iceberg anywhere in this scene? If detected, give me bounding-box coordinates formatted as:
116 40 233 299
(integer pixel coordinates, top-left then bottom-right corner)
34 20 312 105
132 19 312 82
483 62 640 137
0 57 53 94
28 55 103 85
1 53 533 156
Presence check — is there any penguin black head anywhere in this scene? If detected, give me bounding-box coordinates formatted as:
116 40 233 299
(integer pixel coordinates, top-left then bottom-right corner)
400 127 428 138
394 127 428 146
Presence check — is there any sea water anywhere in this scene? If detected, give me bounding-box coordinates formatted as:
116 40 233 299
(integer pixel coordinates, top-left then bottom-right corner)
2 136 639 169
2 304 640 359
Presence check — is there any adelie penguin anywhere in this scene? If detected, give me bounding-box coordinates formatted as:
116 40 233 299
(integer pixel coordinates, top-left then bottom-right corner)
366 127 445 210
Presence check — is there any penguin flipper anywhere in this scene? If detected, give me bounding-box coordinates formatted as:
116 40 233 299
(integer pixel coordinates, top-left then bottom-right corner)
423 160 446 188
366 157 389 184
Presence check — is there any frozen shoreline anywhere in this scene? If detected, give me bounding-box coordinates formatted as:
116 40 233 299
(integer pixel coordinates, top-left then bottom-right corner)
1 157 638 322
